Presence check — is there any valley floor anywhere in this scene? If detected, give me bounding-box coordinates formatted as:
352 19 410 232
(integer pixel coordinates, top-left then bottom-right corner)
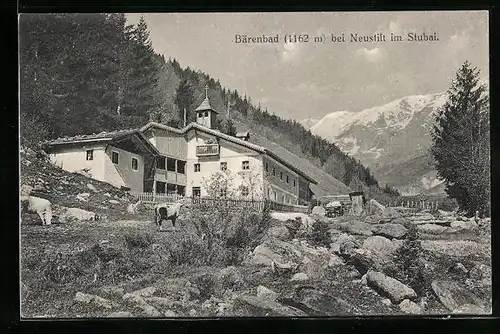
20 208 492 318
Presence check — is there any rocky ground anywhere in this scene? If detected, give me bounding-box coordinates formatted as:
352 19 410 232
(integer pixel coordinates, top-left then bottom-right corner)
20 145 492 318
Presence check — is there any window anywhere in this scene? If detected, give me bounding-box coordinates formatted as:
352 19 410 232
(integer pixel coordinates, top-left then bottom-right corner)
112 151 119 164
293 180 296 187
240 186 249 197
156 181 166 194
192 187 201 198
265 163 269 172
194 163 200 172
204 111 209 117
280 172 283 180
286 175 289 183
132 158 138 171
272 167 276 176
177 161 186 174
220 188 227 197
242 160 250 170
156 156 166 169
167 158 176 172
274 192 277 201
86 150 93 161
220 162 227 171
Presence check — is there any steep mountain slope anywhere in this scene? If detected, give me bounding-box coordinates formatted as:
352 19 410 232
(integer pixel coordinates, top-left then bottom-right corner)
298 118 320 130
308 78 489 195
310 93 447 194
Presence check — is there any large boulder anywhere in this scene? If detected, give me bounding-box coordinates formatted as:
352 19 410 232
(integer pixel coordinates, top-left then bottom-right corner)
362 236 399 262
338 220 373 236
234 295 307 316
122 293 162 317
452 304 489 314
256 285 279 302
399 299 422 314
366 270 417 304
468 263 492 286
292 287 353 316
372 223 407 239
431 280 484 312
330 233 358 254
245 245 284 267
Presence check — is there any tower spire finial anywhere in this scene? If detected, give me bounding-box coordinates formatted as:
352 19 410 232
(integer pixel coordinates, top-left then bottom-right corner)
204 84 209 99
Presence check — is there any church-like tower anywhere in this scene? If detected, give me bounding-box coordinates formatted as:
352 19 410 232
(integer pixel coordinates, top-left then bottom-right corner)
195 85 218 129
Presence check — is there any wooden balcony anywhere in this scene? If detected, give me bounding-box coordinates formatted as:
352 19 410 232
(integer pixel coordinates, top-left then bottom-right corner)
196 144 220 157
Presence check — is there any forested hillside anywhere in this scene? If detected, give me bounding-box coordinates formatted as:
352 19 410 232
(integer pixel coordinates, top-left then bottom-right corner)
19 13 386 196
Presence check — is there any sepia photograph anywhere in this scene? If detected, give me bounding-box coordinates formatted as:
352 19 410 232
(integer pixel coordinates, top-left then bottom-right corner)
19 11 491 318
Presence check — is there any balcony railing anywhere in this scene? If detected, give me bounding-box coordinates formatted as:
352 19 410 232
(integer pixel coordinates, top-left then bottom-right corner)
196 144 220 157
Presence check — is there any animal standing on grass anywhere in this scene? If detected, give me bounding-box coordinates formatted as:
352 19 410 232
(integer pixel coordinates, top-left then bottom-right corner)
20 195 53 225
154 198 189 231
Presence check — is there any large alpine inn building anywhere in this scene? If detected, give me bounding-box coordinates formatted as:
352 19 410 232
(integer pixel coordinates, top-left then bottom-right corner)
42 88 317 206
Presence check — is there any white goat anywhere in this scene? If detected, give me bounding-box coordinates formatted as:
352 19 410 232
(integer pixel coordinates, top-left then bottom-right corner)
154 198 188 231
20 195 52 225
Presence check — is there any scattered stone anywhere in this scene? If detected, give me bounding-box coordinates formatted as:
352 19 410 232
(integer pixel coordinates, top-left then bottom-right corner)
86 183 98 192
234 295 307 316
100 286 125 299
366 270 417 304
431 280 483 312
410 213 436 221
381 298 392 306
216 266 245 290
163 310 177 317
360 274 367 285
449 263 468 275
20 184 34 196
107 311 133 318
291 272 309 282
372 223 408 239
330 233 358 253
103 192 111 197
362 236 398 261
339 220 373 236
131 286 156 298
122 293 162 317
188 309 197 317
246 245 284 266
328 253 344 267
257 285 279 302
452 304 488 315
109 199 121 205
293 287 353 315
399 299 422 314
74 292 116 309
451 220 478 230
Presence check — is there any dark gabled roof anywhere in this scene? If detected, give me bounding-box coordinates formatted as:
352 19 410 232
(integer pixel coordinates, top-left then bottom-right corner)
194 97 219 114
140 122 317 184
41 129 160 156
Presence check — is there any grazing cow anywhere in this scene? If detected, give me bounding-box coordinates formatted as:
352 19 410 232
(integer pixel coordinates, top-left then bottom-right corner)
20 195 52 225
154 198 188 231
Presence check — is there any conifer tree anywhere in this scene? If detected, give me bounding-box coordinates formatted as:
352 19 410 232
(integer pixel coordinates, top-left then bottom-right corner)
174 79 195 126
431 61 490 216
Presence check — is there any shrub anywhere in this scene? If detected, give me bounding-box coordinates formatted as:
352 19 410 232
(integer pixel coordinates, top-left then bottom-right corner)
124 231 154 249
390 224 431 297
308 220 331 247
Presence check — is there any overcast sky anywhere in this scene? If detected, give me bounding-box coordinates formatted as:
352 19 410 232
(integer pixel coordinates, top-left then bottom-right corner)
127 11 489 121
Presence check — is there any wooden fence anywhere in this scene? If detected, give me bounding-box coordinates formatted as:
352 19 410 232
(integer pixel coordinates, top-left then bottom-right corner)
130 192 310 213
130 192 184 203
387 199 440 211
